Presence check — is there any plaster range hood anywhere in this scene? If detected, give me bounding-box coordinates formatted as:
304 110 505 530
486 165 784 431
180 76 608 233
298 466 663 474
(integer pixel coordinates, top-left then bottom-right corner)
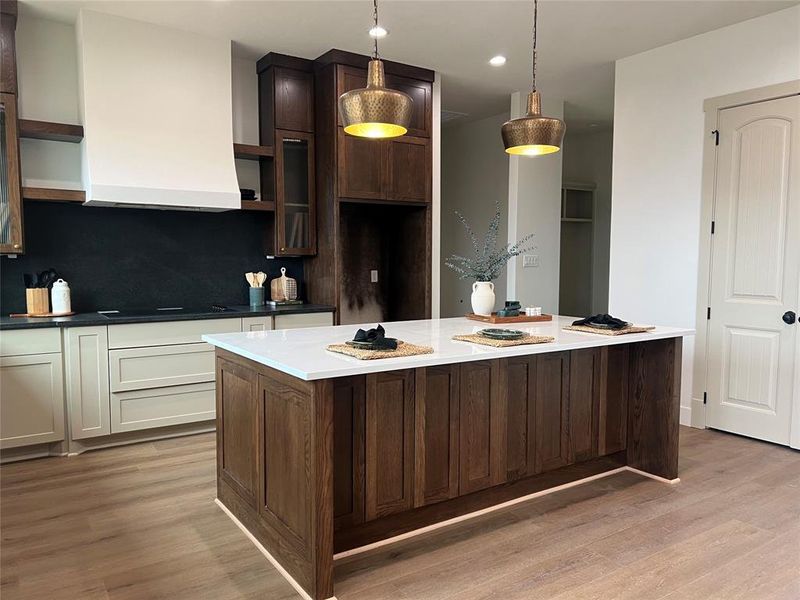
76 10 240 211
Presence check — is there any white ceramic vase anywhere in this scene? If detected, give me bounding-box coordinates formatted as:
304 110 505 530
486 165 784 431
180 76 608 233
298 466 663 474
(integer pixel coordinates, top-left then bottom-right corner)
471 281 495 316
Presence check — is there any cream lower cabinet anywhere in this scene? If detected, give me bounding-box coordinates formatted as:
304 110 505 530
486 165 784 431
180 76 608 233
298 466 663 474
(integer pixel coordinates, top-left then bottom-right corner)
274 312 333 329
0 352 65 449
65 326 111 439
242 316 274 332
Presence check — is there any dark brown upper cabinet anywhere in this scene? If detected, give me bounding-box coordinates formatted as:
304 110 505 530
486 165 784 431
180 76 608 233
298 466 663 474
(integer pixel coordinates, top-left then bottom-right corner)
0 92 23 255
335 65 431 138
257 53 316 256
337 130 430 204
275 129 316 256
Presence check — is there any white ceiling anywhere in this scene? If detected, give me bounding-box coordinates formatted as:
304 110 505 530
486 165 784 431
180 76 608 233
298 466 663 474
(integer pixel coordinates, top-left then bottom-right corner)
20 0 798 129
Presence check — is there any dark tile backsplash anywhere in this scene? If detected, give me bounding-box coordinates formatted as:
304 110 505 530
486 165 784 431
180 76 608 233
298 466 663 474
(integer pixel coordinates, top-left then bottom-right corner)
0 202 304 314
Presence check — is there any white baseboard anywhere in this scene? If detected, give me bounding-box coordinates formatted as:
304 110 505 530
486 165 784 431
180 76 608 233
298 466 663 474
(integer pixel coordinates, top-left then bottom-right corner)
680 405 692 426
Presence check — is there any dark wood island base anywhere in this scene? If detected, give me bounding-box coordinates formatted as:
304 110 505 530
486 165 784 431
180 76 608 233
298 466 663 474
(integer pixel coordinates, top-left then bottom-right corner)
214 337 682 600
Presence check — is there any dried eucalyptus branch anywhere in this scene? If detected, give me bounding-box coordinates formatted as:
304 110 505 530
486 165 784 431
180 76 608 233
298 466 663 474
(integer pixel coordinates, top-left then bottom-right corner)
444 201 536 282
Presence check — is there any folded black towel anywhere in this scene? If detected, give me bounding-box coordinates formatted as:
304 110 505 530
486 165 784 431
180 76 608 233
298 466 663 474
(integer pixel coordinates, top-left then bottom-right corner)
354 324 398 350
572 314 628 330
240 188 256 200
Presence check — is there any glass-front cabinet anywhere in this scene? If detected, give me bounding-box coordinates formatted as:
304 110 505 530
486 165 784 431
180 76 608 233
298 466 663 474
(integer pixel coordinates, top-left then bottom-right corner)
275 129 316 256
0 92 23 255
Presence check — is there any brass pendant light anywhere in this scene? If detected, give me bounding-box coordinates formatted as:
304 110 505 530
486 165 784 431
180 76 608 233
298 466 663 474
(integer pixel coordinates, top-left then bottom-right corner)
501 0 565 156
338 0 412 139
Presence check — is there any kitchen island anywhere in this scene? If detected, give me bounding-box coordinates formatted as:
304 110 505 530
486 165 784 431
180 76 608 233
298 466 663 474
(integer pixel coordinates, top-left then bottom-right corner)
203 316 693 600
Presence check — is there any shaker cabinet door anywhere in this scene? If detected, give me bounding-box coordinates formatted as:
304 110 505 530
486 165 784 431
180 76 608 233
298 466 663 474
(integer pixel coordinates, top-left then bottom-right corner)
386 136 430 203
65 326 111 440
337 130 385 200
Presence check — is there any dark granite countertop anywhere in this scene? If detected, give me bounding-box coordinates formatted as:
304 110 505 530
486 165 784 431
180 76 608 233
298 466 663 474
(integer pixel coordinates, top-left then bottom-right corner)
0 304 335 331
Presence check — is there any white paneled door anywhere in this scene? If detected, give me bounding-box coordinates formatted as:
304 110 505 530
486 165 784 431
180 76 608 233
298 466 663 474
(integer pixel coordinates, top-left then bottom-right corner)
707 94 800 446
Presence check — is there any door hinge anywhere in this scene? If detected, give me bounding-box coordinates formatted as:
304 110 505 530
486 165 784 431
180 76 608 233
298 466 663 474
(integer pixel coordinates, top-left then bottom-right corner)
712 129 719 145
711 220 715 234
703 391 707 405
707 306 712 320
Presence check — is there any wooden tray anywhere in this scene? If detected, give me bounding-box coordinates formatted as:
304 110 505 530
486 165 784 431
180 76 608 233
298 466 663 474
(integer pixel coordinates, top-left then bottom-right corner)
10 311 76 318
466 312 553 324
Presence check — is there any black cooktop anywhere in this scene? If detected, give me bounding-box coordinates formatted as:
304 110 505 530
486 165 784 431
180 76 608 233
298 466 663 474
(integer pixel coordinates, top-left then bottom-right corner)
98 305 234 319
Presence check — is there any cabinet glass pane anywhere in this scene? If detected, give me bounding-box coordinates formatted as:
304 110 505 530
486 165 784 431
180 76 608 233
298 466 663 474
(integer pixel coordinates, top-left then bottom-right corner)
0 101 10 246
282 137 309 248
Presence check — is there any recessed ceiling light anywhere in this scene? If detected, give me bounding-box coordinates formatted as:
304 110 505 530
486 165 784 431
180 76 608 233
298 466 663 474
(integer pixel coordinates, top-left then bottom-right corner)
489 55 507 67
369 25 388 39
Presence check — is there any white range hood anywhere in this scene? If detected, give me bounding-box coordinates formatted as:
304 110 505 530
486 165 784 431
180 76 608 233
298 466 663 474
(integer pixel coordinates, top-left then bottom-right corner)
76 10 240 211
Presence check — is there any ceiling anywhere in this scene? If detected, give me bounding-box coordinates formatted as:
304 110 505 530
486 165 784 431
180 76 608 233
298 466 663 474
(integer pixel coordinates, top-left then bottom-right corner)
20 0 797 129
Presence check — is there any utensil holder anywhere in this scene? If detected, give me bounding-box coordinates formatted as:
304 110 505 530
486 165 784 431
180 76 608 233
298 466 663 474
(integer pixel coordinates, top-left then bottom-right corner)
26 288 50 315
249 287 265 308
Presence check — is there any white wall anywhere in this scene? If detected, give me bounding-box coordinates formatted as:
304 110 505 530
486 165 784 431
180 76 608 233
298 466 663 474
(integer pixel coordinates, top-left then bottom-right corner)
610 5 800 425
16 16 82 189
562 128 613 314
440 112 509 317
507 92 564 313
231 57 260 195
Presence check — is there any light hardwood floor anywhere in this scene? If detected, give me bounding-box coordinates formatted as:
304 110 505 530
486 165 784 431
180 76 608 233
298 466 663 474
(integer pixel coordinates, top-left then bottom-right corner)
2 426 798 599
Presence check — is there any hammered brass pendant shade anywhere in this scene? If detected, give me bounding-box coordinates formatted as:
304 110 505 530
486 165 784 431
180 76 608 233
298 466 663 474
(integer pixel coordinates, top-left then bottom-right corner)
501 0 565 156
501 90 565 156
338 59 412 139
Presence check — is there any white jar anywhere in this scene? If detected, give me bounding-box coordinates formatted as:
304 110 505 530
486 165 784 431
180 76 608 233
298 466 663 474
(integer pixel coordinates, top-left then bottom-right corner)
471 281 495 316
51 279 72 315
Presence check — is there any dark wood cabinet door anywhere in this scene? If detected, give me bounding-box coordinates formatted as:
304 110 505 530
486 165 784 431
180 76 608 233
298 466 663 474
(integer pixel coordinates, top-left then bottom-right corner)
337 130 385 200
333 376 365 530
569 348 602 463
216 357 259 508
534 351 571 472
505 356 537 481
600 345 629 456
386 136 430 203
365 370 415 520
414 365 459 507
0 92 23 254
0 11 16 95
273 67 314 133
275 129 316 256
385 74 432 138
459 360 505 494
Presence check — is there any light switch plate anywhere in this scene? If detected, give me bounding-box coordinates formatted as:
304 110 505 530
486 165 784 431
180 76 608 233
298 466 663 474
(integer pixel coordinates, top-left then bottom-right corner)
370 270 379 283
523 255 539 268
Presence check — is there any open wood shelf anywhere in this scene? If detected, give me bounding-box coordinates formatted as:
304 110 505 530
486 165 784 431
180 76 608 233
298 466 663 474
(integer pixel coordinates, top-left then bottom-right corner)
19 119 84 143
23 187 86 203
234 143 274 160
241 199 275 212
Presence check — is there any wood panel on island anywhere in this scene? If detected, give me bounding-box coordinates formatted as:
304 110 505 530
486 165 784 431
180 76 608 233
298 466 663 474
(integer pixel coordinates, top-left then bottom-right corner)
212 334 682 600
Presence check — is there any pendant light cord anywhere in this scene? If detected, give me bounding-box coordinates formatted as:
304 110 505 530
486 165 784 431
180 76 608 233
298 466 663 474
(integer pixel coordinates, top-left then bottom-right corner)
532 0 538 92
373 0 380 59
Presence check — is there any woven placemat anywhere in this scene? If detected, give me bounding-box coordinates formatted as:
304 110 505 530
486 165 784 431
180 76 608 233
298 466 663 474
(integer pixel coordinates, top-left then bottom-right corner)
452 333 554 347
563 324 655 336
326 340 434 360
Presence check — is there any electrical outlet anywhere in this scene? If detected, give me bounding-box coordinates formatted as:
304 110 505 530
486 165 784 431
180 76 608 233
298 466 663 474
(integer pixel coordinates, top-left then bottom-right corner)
370 270 379 283
523 254 539 268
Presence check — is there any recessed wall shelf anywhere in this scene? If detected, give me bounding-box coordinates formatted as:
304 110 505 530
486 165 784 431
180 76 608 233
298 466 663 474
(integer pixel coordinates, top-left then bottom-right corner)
19 119 84 143
241 200 275 212
233 143 274 160
23 187 86 203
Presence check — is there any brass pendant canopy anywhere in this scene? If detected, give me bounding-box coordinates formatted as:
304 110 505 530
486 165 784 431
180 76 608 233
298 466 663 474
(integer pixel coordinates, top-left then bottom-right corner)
501 90 565 156
337 0 412 139
502 0 565 156
338 59 412 139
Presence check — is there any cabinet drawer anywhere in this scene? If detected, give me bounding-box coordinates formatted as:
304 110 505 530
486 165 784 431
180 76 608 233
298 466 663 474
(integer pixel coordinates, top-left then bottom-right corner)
111 382 215 433
0 353 65 449
108 318 241 349
109 343 214 392
274 312 333 330
242 317 274 332
0 328 62 357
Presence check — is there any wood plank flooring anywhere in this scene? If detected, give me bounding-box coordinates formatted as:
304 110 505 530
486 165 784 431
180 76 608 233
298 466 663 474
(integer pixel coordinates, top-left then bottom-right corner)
2 426 798 599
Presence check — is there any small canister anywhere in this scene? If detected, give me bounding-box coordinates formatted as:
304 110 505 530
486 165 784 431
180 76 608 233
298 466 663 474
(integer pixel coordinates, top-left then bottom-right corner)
51 279 72 315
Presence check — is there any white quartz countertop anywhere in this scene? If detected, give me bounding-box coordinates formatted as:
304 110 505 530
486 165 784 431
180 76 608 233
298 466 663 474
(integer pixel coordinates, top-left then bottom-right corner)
203 316 694 381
